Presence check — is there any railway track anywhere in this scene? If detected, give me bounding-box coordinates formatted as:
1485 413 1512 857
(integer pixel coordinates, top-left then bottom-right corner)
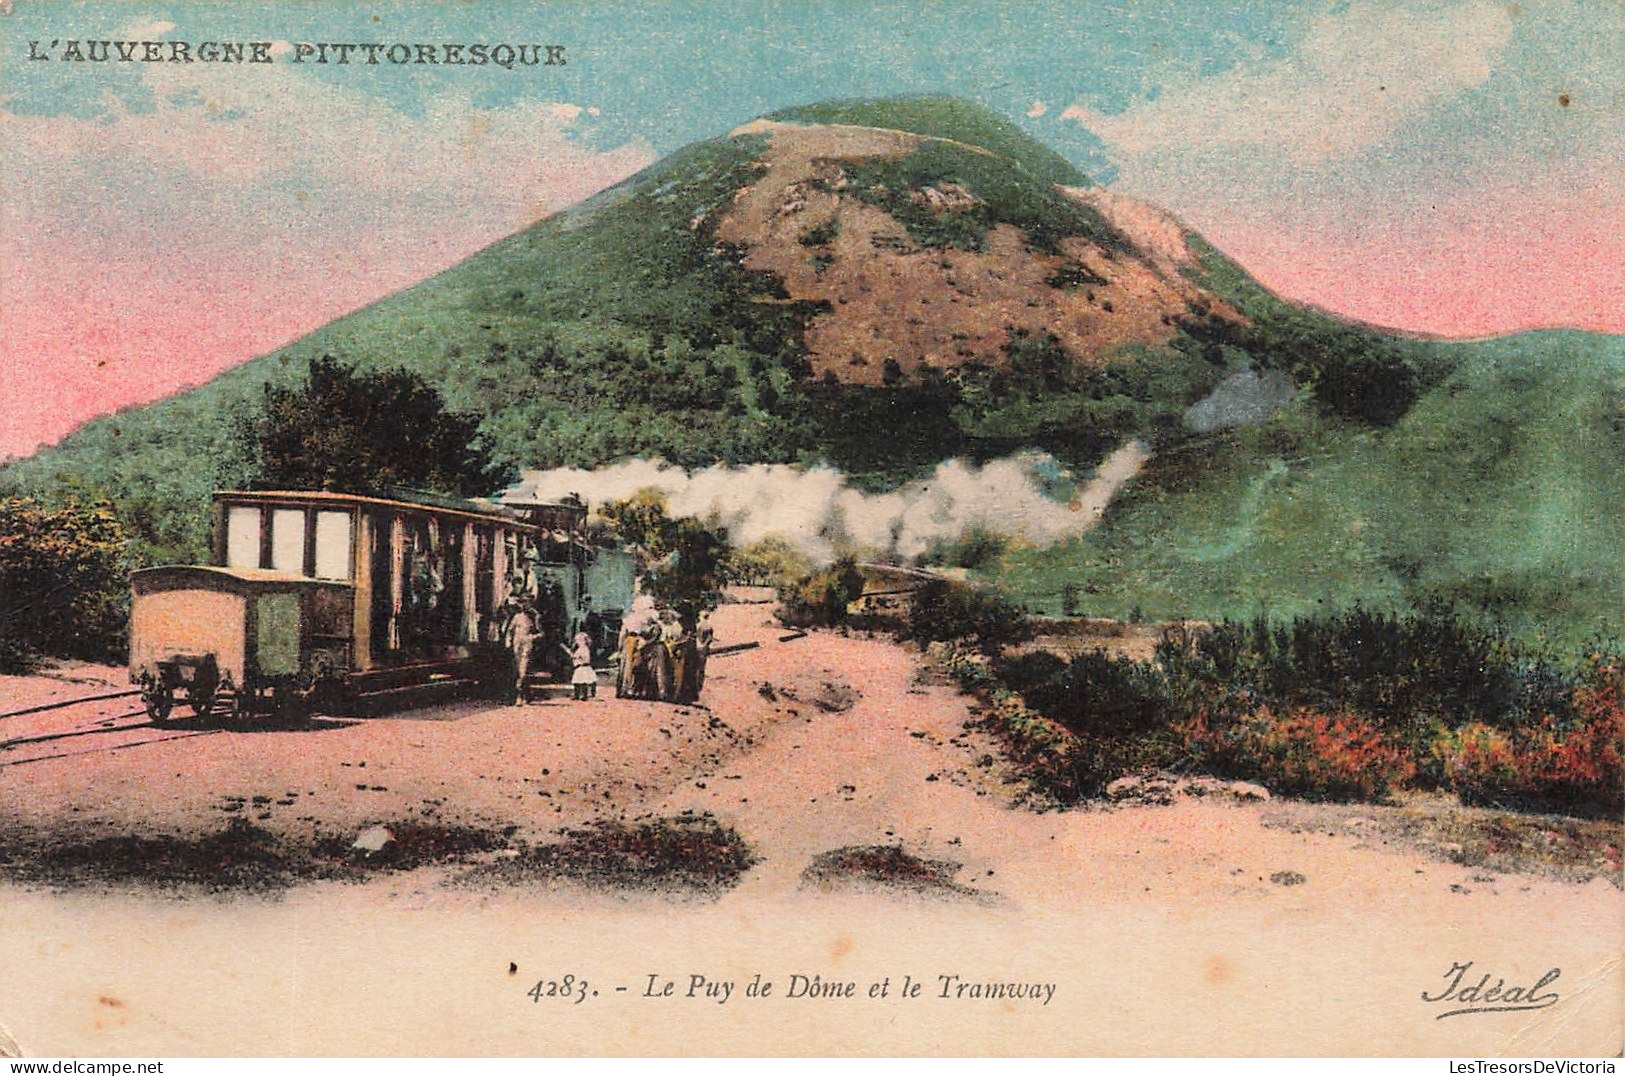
0 688 222 768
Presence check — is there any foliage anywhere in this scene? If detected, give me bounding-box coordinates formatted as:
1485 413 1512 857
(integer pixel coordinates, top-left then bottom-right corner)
600 493 731 623
921 527 1009 572
1184 705 1418 802
778 556 865 628
1157 606 1574 754
243 355 511 497
1181 306 1420 426
792 329 1223 481
953 609 1620 813
906 579 1028 652
842 140 1125 255
729 536 814 587
1010 648 1172 739
1432 655 1624 813
992 331 1625 652
0 497 128 670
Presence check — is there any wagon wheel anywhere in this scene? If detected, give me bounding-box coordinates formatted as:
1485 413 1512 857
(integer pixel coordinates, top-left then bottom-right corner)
184 665 220 718
142 682 174 725
186 685 217 721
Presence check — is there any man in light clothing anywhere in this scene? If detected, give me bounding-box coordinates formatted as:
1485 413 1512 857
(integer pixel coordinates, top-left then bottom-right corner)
503 599 539 706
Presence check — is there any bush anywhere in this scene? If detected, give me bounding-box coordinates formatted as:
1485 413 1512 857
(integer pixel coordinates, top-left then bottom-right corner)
779 557 866 628
922 527 1009 571
1185 705 1417 802
730 536 813 588
906 579 1029 651
1017 648 1172 740
0 497 128 671
1160 606 1573 749
1433 657 1623 813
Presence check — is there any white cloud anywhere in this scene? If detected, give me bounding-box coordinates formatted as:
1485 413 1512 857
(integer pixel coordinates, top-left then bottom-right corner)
1061 0 1514 163
1026 100 1046 118
4 57 654 220
122 19 177 38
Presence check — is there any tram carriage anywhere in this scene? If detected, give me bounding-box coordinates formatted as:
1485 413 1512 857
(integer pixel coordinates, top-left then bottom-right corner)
129 489 635 722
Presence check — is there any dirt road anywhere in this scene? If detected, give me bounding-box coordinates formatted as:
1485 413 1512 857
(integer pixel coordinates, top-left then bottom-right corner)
1 601 1620 1055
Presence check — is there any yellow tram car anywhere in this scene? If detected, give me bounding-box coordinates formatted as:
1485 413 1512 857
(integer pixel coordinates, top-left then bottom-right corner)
129 488 635 722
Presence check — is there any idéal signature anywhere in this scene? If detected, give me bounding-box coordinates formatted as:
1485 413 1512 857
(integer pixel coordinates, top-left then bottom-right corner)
1422 961 1560 1020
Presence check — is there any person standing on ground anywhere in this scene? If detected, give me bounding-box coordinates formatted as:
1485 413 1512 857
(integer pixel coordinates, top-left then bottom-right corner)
502 598 539 706
692 608 715 700
564 631 598 701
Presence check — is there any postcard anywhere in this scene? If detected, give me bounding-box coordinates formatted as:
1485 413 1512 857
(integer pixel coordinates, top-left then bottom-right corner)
1 0 1620 1058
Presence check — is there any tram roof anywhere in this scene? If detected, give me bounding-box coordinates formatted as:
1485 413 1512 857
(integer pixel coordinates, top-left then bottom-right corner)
214 487 540 527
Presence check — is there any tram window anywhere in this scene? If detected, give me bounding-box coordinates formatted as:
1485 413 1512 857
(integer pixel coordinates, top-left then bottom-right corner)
226 507 261 568
270 509 306 574
313 511 352 580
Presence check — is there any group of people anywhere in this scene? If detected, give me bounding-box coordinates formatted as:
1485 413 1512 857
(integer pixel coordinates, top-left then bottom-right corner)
615 600 714 705
499 589 714 707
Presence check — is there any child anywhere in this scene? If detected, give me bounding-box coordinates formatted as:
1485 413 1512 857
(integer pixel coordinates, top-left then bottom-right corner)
564 631 597 701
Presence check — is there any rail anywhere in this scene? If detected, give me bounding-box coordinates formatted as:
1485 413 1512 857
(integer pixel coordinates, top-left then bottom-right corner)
0 688 141 722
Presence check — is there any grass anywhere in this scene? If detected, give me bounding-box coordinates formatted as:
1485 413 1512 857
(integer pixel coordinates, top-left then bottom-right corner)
985 330 1625 652
766 95 1089 186
841 139 1126 255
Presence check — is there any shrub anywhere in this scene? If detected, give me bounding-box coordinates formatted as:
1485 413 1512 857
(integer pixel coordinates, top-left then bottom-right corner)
0 497 128 671
1162 605 1573 749
730 536 813 588
1185 705 1417 802
1434 657 1623 813
779 556 865 628
906 579 1029 651
1017 648 1172 739
922 527 1009 571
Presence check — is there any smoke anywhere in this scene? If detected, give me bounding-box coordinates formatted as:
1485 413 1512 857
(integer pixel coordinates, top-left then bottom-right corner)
504 441 1151 565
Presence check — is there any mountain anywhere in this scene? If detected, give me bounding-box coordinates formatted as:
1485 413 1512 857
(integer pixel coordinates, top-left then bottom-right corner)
3 95 1619 645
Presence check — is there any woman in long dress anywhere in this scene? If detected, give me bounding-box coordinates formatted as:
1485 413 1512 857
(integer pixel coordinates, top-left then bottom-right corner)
617 626 641 698
639 619 674 701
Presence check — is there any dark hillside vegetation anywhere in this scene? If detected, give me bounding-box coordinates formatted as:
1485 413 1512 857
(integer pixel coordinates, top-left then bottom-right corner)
991 330 1625 652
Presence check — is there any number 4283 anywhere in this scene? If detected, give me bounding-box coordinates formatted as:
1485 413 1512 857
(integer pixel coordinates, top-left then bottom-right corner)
528 975 591 1005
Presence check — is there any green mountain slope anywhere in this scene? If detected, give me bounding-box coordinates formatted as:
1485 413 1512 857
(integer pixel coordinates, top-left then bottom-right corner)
987 330 1625 649
2 95 1616 648
1 97 1237 548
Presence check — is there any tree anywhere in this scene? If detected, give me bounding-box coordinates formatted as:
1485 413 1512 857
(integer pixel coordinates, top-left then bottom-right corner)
244 356 512 497
730 535 813 587
600 491 733 624
0 497 127 670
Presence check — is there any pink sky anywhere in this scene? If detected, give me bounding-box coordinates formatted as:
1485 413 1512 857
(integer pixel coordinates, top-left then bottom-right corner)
6 171 1618 463
3 17 1620 461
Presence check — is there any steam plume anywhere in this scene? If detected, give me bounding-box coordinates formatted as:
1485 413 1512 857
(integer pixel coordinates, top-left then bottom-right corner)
505 441 1150 565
